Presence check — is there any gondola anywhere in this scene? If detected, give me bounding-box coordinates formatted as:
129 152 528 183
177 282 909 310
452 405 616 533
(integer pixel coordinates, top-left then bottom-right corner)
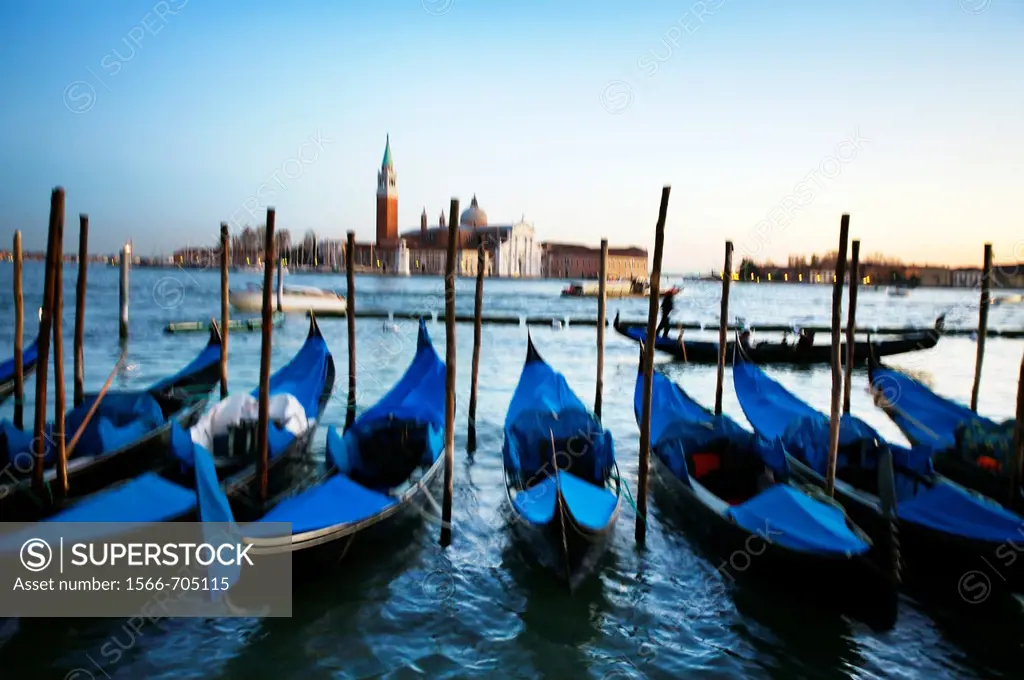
867 348 1021 509
501 333 621 590
0 326 223 520
1 315 334 530
0 334 40 405
637 353 897 612
731 345 1024 595
613 312 944 365
240 317 446 570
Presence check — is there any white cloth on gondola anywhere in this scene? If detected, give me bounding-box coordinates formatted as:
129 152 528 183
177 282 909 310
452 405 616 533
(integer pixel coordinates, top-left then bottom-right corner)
189 393 309 451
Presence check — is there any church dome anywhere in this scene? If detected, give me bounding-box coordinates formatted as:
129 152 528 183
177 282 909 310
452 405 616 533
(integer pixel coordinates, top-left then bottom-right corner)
460 194 488 227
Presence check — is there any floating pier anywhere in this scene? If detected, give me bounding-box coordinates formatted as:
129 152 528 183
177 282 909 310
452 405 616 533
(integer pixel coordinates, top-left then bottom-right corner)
293 308 1021 338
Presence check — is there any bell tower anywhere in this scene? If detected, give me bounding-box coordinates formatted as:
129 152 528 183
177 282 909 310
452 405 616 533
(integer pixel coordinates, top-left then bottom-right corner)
376 134 398 246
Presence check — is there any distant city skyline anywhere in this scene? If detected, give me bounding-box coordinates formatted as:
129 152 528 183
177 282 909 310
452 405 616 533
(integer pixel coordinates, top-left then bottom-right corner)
1 0 1022 271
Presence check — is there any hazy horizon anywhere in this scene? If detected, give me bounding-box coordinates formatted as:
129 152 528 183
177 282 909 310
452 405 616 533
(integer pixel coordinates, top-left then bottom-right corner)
1 0 1022 271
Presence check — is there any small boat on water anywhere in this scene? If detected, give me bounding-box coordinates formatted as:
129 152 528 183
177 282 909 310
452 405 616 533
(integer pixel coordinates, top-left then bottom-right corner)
992 293 1024 306
732 346 1024 595
241 318 446 569
868 349 1021 509
887 286 909 297
0 326 224 520
561 279 680 298
613 313 944 365
229 283 346 314
502 334 622 589
638 356 896 612
0 334 40 405
232 264 290 276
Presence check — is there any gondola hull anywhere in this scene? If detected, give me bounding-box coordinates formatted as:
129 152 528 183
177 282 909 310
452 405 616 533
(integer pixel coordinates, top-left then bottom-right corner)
929 456 1023 512
240 453 446 575
2 317 334 530
614 315 943 365
732 348 1024 600
0 399 209 521
650 453 897 618
501 334 621 590
236 317 446 578
784 449 1024 596
504 475 621 591
867 351 1022 510
0 328 225 521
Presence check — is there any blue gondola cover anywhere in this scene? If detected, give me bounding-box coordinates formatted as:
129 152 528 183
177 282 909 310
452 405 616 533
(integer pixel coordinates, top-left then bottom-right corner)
733 354 1024 545
637 370 870 556
258 318 444 534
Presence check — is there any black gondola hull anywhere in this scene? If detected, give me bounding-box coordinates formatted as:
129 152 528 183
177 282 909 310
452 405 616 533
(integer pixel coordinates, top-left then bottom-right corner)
786 455 1024 597
0 367 37 405
0 400 209 521
866 351 1024 512
614 317 942 365
238 454 447 578
504 478 621 591
650 453 898 619
929 455 1024 513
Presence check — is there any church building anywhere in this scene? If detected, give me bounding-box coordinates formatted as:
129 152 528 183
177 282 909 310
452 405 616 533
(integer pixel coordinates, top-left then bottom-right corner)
350 136 541 277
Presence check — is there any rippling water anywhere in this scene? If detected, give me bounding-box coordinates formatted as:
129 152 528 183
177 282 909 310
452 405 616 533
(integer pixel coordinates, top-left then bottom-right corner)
1 263 1022 679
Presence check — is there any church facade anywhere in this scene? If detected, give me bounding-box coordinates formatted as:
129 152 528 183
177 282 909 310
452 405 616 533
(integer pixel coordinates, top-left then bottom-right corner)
351 136 541 277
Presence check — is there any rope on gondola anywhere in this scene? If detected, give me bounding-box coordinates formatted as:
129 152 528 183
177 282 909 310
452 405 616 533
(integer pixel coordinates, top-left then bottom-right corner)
65 346 129 459
614 462 644 524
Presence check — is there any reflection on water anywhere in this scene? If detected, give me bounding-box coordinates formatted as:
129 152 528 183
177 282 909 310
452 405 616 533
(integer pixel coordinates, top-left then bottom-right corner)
0 265 1022 678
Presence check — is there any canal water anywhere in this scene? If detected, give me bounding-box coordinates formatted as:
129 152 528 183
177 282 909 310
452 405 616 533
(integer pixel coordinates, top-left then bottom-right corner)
0 263 1022 679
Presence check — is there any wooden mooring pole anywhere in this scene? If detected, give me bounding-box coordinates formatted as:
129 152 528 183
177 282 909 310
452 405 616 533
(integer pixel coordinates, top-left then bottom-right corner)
32 188 63 494
714 241 733 416
276 255 284 313
52 204 68 496
440 197 459 547
1010 351 1023 507
468 242 484 453
636 186 671 546
595 239 608 420
119 243 130 340
345 230 357 431
73 215 88 407
13 231 24 429
825 214 851 497
220 222 230 399
843 239 861 414
256 208 276 505
970 243 993 412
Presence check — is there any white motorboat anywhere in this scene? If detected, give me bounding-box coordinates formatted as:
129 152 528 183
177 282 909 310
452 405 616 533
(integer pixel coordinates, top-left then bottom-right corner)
228 283 347 314
992 293 1024 306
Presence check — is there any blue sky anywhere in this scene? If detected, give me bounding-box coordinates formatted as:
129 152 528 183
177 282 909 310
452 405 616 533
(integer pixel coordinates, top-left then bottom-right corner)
1 0 1022 271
